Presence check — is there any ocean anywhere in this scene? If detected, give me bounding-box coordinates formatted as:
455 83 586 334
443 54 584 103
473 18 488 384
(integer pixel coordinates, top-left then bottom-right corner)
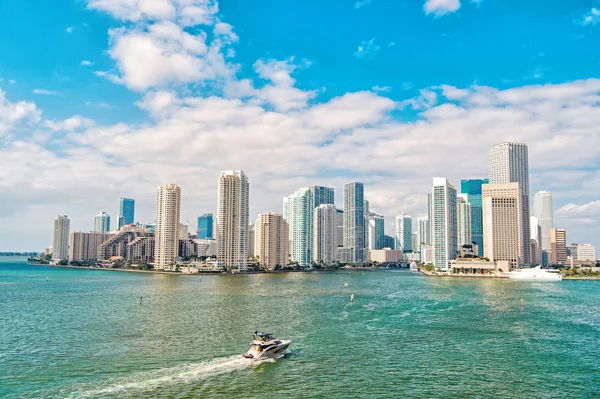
1 257 599 398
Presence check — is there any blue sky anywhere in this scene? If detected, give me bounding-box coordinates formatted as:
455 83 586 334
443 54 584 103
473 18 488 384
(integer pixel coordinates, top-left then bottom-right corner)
0 0 599 251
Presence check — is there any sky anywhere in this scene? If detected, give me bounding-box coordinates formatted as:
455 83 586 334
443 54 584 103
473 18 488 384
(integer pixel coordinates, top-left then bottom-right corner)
1 0 600 251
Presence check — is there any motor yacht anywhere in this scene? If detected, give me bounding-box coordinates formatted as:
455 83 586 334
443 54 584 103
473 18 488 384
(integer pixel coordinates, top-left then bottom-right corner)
504 266 563 282
243 332 290 360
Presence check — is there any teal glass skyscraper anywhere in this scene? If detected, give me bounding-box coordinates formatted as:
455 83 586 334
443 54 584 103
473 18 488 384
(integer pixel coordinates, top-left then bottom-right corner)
460 179 488 257
118 198 135 229
197 213 214 239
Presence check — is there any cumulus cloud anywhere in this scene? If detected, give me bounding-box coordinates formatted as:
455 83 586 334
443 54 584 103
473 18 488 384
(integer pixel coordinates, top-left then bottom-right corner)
353 38 380 60
80 60 94 66
354 0 375 9
578 7 600 26
424 0 461 16
33 89 59 95
0 89 41 136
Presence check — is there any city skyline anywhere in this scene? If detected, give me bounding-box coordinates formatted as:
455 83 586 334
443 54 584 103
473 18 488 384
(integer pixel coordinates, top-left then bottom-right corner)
1 1 600 251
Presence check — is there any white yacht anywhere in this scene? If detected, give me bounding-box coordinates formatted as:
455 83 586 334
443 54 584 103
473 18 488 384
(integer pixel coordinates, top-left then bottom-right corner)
504 266 563 282
409 261 419 272
243 332 290 360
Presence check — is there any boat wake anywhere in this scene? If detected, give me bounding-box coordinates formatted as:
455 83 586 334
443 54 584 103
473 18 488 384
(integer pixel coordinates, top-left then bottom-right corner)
66 355 274 398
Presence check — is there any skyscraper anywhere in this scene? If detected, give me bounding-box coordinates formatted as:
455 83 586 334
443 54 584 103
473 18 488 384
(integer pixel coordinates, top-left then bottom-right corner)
93 212 111 233
197 213 214 239
482 182 523 266
533 191 553 251
418 217 431 247
367 212 385 250
460 178 489 257
335 209 344 249
343 182 365 264
489 142 531 264
431 178 457 272
217 171 249 271
52 215 70 261
118 198 135 229
254 212 289 270
284 185 334 266
550 228 567 265
154 184 181 271
395 214 413 252
530 216 542 265
456 194 472 248
314 204 338 264
69 231 111 261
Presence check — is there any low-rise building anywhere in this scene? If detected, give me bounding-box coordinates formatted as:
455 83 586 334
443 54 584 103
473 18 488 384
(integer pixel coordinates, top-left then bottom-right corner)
369 249 403 263
449 258 511 275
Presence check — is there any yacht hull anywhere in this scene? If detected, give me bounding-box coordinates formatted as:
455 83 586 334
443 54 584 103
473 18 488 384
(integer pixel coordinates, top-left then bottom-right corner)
243 340 290 360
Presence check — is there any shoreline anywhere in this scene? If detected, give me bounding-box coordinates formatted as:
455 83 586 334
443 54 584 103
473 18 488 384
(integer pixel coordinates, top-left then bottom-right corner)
420 270 508 279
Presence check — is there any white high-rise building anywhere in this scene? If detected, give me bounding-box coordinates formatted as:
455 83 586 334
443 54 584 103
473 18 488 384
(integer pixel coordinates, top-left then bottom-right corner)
93 212 111 233
395 214 413 252
418 216 430 247
254 212 289 270
217 171 249 272
367 212 385 250
533 191 553 251
314 204 338 265
456 194 472 248
489 142 531 263
343 182 365 263
431 178 457 272
154 184 181 271
52 215 70 261
530 216 542 265
482 182 523 267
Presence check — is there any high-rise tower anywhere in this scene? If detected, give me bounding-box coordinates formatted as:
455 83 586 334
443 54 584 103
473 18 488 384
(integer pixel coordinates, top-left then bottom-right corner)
118 198 135 229
52 215 70 261
154 184 181 271
343 182 365 264
533 191 553 251
217 171 249 271
430 178 457 272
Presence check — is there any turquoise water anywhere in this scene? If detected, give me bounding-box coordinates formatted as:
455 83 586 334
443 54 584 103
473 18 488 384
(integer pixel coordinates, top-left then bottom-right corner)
1 257 599 398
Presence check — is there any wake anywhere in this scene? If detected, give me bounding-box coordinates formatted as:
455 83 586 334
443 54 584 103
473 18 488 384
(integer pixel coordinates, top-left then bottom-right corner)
67 355 273 398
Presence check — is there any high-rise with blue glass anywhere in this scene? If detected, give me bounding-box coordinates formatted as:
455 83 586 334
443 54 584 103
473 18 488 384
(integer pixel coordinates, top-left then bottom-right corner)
118 198 135 229
197 213 214 239
460 179 489 257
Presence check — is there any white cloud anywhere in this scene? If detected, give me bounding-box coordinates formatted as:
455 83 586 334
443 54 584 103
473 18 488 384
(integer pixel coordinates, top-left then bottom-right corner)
213 22 238 42
8 80 16 84
424 0 461 16
80 60 94 66
388 42 395 47
66 26 74 33
0 89 41 136
353 38 380 60
44 115 95 132
32 89 59 96
578 7 600 26
372 85 392 92
354 0 375 9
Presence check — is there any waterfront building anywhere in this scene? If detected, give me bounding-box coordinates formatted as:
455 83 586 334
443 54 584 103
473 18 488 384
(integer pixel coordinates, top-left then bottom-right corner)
194 239 217 257
367 212 385 250
93 212 111 233
118 198 135 229
460 179 489 257
216 170 249 271
343 182 366 264
283 185 334 266
530 216 542 265
533 191 553 251
383 235 395 250
314 204 338 265
482 182 523 267
197 213 214 239
52 215 70 261
337 247 354 264
550 228 567 265
369 249 403 263
98 226 154 262
488 142 531 263
44 247 53 256
418 217 430 247
248 223 255 258
363 200 370 250
69 231 111 261
412 232 419 255
154 184 181 271
179 238 197 259
254 212 289 270
395 214 413 252
569 243 596 261
335 209 344 249
430 178 457 272
456 194 472 248
421 244 434 264
449 259 511 275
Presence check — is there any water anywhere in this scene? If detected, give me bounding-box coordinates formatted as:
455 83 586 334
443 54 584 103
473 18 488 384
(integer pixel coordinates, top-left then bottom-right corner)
1 257 599 398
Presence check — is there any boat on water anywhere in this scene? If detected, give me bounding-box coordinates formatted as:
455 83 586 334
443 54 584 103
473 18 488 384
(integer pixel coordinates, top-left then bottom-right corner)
409 261 419 272
243 332 290 360
504 266 563 282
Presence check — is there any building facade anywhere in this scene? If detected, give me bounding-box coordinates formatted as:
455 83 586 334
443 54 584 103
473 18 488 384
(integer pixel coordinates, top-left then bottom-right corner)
314 204 338 265
460 178 489 257
197 213 214 239
431 178 457 272
93 212 111 233
118 198 135 229
335 209 344 249
530 216 542 265
488 142 531 264
482 182 523 267
254 213 289 270
367 212 385 250
369 249 403 263
533 191 553 251
395 214 413 252
154 184 181 271
418 216 431 247
216 171 249 271
456 194 472 248
52 215 70 261
343 182 365 264
69 231 111 261
550 228 567 265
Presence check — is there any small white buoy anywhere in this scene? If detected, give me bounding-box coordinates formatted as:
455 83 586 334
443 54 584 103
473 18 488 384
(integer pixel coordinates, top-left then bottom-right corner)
46 276 48 281
344 282 348 288
350 293 355 302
